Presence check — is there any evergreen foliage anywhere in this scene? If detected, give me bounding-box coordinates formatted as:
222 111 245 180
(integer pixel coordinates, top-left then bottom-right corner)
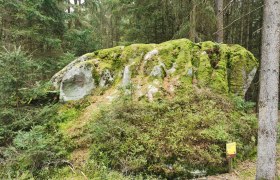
0 46 33 106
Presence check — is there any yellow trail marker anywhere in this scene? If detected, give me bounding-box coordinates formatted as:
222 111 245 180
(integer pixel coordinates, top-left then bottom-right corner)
226 142 236 173
226 142 236 158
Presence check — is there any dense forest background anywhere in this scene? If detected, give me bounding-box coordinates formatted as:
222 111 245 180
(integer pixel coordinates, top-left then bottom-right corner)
0 0 264 102
0 0 264 178
1 0 263 57
0 0 264 115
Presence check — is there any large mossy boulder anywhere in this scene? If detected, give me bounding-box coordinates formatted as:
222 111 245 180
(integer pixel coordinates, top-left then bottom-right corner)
51 39 258 101
49 39 259 179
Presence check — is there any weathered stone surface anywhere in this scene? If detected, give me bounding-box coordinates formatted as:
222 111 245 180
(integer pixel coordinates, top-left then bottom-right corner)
150 62 167 78
51 55 88 90
59 65 95 101
147 85 159 101
144 49 158 61
167 63 177 75
122 65 131 87
51 39 259 101
99 69 114 88
244 67 257 94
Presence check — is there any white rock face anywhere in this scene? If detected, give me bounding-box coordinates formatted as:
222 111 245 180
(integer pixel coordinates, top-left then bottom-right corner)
147 85 159 101
150 62 167 78
122 65 131 87
51 55 88 90
167 63 177 75
243 67 257 94
187 68 193 76
144 49 158 61
59 65 95 102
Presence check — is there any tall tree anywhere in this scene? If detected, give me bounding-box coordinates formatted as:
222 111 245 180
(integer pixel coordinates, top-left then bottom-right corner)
215 0 224 42
256 0 280 179
189 0 197 42
0 0 65 54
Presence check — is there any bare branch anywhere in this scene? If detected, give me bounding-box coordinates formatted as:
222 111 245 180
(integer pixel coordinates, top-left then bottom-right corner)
214 5 264 35
217 0 235 17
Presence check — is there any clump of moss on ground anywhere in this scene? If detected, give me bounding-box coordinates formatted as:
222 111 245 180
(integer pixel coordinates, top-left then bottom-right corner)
87 87 257 179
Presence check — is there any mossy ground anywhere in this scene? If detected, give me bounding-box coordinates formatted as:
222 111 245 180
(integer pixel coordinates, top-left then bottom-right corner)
42 86 257 179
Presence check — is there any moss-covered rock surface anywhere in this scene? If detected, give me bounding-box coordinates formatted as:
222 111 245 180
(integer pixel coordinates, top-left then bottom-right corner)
52 39 258 101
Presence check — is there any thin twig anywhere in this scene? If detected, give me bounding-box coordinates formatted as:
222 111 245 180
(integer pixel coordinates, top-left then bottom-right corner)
252 27 262 35
45 159 88 179
217 0 235 17
214 5 264 34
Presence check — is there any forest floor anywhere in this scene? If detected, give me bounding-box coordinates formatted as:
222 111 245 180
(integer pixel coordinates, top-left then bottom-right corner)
204 145 280 180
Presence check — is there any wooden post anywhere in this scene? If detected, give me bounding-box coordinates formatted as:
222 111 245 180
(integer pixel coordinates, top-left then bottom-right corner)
228 157 233 173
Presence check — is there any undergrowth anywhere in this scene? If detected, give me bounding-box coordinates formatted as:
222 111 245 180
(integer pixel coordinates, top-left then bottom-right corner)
87 88 257 179
0 86 258 179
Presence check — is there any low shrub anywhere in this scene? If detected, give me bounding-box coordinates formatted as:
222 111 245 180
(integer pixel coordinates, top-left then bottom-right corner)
88 89 257 179
0 125 69 179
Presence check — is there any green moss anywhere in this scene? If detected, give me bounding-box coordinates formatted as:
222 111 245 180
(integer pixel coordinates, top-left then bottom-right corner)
56 100 90 134
228 45 258 95
157 39 195 70
93 46 124 60
209 44 230 93
72 39 258 99
87 88 257 178
121 44 154 61
196 51 212 87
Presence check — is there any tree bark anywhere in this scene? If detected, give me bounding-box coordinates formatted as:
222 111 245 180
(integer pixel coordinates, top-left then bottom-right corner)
215 0 224 43
256 0 280 179
189 0 196 42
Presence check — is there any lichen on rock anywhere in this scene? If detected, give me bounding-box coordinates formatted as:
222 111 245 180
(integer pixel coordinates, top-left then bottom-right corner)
51 39 258 102
99 69 114 88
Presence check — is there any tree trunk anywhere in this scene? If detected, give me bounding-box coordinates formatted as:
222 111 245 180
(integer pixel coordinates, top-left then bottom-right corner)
215 0 224 43
189 1 196 42
245 0 251 49
256 0 280 179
